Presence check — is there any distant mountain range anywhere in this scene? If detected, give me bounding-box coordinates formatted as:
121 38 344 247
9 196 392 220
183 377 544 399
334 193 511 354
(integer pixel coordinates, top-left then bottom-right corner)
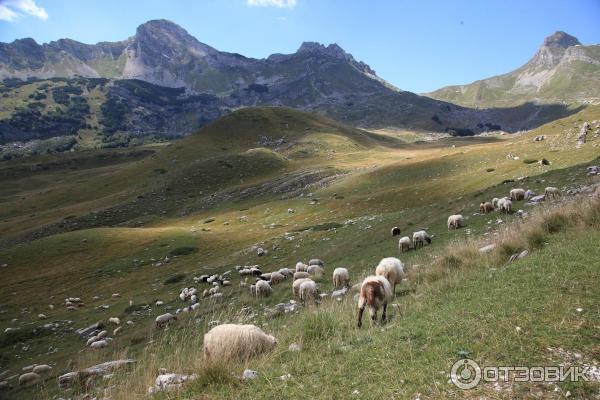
425 31 600 107
0 21 588 155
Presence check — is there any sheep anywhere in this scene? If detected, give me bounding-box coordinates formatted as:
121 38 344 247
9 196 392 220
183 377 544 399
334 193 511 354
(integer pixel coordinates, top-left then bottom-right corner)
308 259 324 268
18 372 40 387
269 271 286 285
525 190 535 200
397 236 411 253
375 257 405 294
412 230 431 249
499 198 513 213
259 273 272 281
479 202 494 214
203 324 277 362
295 262 308 272
293 271 310 281
113 327 122 336
278 268 294 278
447 214 464 230
492 197 500 209
90 340 108 349
391 227 401 236
32 365 52 374
155 313 177 329
292 278 312 298
510 188 526 201
108 317 120 325
307 265 324 277
545 186 560 199
299 280 319 304
255 280 272 297
357 276 393 328
332 268 350 289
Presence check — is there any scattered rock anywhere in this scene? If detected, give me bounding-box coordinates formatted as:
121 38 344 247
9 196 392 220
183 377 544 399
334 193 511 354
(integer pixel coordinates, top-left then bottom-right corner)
288 343 301 352
242 369 258 380
479 244 496 253
58 359 136 389
148 373 197 394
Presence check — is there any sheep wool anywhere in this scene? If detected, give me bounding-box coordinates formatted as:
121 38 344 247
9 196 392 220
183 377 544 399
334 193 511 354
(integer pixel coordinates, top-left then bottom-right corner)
375 257 405 293
203 324 277 361
332 268 350 289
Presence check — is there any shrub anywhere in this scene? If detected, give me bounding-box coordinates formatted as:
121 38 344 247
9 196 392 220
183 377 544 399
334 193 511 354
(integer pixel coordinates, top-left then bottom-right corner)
169 246 198 256
523 159 538 164
486 168 495 172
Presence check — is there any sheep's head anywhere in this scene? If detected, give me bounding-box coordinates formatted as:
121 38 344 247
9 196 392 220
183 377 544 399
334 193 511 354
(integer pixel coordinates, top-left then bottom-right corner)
268 334 278 346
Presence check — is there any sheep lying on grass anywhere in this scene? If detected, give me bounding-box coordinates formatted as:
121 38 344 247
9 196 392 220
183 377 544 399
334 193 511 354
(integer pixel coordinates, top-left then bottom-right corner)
510 188 526 201
375 257 404 294
203 324 277 361
447 214 464 230
412 230 431 249
332 268 350 289
357 276 393 328
398 236 411 252
545 186 560 199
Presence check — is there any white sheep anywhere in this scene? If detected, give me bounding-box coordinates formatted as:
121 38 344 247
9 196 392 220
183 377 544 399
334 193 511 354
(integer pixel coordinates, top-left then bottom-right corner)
255 280 272 297
278 268 294 278
510 188 526 201
203 324 277 361
269 271 286 285
499 198 513 213
375 257 405 294
308 259 324 268
293 271 310 281
412 230 431 249
307 265 324 277
492 197 500 209
398 236 412 252
357 276 393 328
90 340 108 349
155 313 177 329
295 262 308 272
299 280 319 304
108 317 120 325
292 278 312 298
545 186 560 199
447 214 464 230
18 372 40 387
32 365 52 375
332 268 350 289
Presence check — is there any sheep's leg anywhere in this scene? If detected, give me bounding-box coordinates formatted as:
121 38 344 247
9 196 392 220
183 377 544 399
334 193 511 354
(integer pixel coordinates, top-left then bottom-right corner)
381 303 387 324
357 306 364 328
370 307 377 325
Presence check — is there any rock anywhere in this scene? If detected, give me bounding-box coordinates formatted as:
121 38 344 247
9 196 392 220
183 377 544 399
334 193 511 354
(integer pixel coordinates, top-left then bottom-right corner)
288 343 301 352
529 194 546 204
242 369 258 380
58 359 136 389
18 372 40 387
149 373 198 394
517 250 529 259
479 244 496 253
76 322 104 337
587 165 598 176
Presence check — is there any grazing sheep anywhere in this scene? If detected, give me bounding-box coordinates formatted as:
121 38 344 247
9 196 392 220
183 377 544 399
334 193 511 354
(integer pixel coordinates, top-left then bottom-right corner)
525 190 535 200
412 230 431 249
375 257 405 294
90 340 108 349
32 365 52 374
155 313 177 329
492 197 500 209
545 186 560 199
259 273 272 281
499 198 512 213
510 188 526 201
292 278 312 298
293 271 310 281
332 268 350 289
295 262 308 272
203 324 277 362
113 327 122 336
255 280 272 297
18 372 40 387
308 259 324 268
299 280 319 304
398 236 412 252
278 268 294 278
447 214 464 230
391 227 401 236
307 265 324 277
108 317 120 325
480 202 494 214
357 276 393 328
270 271 286 285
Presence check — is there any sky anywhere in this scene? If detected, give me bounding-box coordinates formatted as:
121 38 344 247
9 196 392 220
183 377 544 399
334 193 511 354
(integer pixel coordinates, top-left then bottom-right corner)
0 0 599 93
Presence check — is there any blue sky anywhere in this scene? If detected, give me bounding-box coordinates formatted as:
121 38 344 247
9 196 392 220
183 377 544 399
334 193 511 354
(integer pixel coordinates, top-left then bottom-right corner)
1 0 599 93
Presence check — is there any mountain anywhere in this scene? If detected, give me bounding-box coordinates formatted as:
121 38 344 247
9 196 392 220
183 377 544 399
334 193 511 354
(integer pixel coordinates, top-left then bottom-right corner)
0 22 584 155
425 31 600 107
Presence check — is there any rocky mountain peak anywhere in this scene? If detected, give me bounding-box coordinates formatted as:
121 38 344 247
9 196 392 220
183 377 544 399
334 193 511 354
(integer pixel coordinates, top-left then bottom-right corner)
542 31 581 49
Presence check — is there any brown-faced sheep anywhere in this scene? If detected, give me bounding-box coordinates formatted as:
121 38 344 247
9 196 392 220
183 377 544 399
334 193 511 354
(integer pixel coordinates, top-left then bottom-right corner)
480 202 494 214
357 276 393 328
332 268 350 289
203 324 277 362
510 188 526 201
292 278 312 298
412 230 431 249
391 227 401 236
255 280 272 297
398 236 411 252
545 186 560 199
293 271 310 281
447 214 464 229
375 257 405 294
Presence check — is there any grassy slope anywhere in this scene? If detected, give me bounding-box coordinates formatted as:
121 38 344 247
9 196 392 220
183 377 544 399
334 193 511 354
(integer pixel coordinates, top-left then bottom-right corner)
0 106 599 398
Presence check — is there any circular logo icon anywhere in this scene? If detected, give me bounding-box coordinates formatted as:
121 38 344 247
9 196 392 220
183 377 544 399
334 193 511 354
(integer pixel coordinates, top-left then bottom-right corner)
450 359 481 389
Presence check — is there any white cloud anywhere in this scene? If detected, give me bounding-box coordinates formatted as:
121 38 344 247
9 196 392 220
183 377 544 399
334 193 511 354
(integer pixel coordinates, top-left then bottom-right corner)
0 0 48 22
247 0 296 8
